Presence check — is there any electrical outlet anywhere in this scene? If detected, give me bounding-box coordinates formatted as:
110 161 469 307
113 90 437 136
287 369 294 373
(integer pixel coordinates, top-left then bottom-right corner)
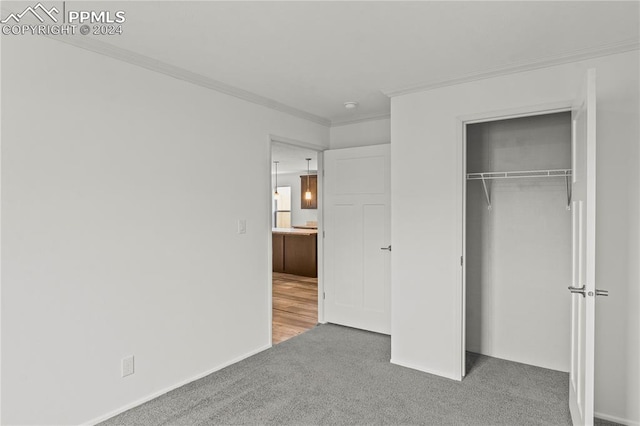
122 355 134 378
237 219 246 234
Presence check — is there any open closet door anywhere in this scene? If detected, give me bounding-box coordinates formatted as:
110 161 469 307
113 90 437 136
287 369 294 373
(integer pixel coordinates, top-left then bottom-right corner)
568 68 600 426
324 144 391 334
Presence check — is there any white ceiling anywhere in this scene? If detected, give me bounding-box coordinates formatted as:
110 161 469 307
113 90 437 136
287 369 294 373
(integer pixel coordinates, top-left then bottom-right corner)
272 143 318 174
76 1 638 125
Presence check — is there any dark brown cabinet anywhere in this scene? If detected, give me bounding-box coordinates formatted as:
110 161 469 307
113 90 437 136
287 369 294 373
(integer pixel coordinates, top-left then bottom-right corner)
272 231 317 277
300 174 317 209
272 233 285 272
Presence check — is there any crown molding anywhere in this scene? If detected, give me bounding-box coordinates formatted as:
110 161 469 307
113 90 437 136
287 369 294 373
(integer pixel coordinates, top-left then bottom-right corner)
47 35 332 127
382 38 640 98
330 113 391 127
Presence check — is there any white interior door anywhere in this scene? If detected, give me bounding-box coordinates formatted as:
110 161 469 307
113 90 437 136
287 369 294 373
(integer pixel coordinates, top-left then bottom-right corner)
324 144 391 334
569 68 599 426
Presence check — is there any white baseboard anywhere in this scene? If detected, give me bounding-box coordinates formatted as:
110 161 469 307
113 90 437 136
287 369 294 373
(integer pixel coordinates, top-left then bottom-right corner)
390 358 461 381
80 348 639 426
595 411 639 426
84 344 272 426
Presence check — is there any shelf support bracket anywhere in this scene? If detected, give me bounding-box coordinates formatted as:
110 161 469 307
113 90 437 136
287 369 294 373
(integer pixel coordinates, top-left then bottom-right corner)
565 175 572 210
480 175 492 210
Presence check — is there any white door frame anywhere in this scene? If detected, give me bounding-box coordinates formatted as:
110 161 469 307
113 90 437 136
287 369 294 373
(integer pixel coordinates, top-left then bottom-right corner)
456 101 573 377
267 134 326 346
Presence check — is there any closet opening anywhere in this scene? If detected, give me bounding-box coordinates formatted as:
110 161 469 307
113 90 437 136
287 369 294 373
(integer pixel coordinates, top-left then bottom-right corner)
463 111 572 376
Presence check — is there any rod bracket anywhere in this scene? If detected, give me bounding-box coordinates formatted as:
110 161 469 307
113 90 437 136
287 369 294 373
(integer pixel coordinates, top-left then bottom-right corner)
565 175 572 210
480 176 491 210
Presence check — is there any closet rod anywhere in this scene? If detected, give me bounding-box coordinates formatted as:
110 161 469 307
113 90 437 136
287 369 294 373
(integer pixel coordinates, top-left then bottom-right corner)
466 169 572 210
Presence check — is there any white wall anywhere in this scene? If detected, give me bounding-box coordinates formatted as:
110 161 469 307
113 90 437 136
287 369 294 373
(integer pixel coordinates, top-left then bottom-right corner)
1 35 329 425
391 50 639 424
466 113 572 372
329 118 390 149
272 172 318 227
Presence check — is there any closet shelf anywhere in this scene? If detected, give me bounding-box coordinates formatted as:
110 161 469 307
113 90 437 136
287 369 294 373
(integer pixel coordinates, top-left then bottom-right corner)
466 169 571 180
466 169 572 210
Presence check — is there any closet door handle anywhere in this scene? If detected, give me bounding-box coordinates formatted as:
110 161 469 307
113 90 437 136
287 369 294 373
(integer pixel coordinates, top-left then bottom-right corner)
568 286 609 297
568 286 586 297
380 245 392 252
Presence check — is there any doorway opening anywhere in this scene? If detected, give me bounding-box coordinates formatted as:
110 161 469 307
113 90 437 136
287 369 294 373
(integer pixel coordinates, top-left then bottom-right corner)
463 111 573 376
270 140 324 344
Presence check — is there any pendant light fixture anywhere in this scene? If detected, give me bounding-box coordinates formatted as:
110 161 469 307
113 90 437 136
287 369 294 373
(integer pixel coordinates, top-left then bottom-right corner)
304 158 312 202
273 161 280 200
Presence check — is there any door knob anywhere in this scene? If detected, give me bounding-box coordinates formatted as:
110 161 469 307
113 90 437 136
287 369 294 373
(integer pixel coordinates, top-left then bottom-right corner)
568 286 586 297
380 245 392 252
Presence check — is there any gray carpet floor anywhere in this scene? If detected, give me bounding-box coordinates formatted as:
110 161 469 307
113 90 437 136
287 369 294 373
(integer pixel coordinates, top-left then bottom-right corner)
102 324 573 425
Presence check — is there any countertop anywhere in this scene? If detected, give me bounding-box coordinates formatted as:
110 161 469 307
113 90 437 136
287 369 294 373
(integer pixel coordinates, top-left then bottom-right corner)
272 227 318 236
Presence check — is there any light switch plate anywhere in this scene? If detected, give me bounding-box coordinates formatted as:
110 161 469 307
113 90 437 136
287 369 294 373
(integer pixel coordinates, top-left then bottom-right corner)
237 219 246 234
122 355 134 378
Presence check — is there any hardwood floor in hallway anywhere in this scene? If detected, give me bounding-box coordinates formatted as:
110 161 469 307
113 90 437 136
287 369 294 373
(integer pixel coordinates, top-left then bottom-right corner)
272 272 318 344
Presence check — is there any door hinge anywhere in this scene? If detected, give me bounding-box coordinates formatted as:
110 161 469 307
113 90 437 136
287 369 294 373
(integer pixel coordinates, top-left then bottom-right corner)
460 256 463 266
323 292 326 300
323 230 325 238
